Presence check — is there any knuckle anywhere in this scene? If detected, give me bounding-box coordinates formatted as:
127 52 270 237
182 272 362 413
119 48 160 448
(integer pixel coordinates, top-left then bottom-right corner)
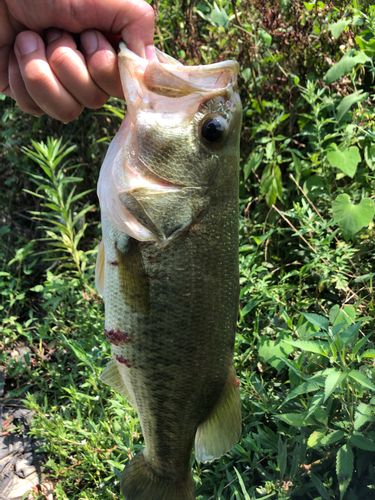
24 63 50 88
137 4 155 27
47 47 71 71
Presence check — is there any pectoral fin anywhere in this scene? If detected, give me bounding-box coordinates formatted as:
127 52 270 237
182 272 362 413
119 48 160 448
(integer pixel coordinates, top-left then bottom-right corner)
119 187 208 244
100 357 135 406
195 365 242 462
116 238 150 314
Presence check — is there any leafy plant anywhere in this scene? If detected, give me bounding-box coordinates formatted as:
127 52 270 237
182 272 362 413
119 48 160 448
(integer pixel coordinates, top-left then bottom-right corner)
23 138 97 290
277 310 375 499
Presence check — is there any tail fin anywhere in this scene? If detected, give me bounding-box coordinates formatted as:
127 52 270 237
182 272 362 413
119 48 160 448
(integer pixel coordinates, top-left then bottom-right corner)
120 451 195 500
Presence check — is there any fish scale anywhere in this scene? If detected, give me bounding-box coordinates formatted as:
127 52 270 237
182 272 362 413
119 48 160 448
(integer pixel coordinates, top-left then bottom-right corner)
96 42 242 500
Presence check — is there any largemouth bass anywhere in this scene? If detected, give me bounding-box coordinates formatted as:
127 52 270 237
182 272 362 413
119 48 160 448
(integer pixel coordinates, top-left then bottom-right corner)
96 42 242 500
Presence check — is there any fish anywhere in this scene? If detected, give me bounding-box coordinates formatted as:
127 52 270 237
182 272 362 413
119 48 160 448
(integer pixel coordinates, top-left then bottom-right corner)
95 41 242 500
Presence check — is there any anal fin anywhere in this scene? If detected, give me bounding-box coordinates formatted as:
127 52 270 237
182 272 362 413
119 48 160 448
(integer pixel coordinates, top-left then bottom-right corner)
100 357 135 406
195 365 241 462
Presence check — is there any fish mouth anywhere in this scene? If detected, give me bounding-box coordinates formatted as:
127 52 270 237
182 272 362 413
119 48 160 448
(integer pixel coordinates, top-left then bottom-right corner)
118 41 240 120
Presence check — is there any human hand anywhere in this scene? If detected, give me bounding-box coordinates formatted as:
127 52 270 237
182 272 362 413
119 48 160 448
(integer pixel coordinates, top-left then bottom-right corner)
0 0 155 122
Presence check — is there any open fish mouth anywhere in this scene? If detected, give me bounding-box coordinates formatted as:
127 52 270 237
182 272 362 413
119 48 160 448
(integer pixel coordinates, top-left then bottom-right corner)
97 42 240 242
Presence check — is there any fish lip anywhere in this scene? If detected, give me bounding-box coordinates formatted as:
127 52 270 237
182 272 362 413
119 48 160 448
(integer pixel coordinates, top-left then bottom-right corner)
118 40 239 110
119 40 239 79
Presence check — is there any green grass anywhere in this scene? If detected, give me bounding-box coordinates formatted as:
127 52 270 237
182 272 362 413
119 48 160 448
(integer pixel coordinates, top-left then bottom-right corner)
1 1 375 499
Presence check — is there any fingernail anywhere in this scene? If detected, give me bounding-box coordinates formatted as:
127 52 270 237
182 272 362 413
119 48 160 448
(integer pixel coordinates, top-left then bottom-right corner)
46 29 62 44
81 31 98 55
16 32 38 56
145 45 157 61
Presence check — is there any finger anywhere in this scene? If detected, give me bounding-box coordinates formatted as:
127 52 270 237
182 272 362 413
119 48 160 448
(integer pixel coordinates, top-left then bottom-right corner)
0 46 12 95
8 49 43 115
0 0 24 94
14 30 83 122
46 28 108 109
114 2 155 59
81 30 124 99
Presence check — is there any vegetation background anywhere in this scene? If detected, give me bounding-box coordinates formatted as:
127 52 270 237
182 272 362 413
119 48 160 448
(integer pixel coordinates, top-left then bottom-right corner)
1 0 375 498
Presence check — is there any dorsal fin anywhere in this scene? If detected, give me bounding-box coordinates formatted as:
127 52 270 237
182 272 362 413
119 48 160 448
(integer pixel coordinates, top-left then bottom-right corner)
95 240 105 296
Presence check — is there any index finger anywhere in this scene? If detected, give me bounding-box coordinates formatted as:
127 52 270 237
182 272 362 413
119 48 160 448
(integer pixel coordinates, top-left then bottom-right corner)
116 3 156 59
0 0 23 94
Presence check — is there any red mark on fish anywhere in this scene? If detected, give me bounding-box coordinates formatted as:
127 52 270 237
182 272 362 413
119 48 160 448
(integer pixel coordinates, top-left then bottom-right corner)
115 354 131 368
109 261 119 266
104 327 131 345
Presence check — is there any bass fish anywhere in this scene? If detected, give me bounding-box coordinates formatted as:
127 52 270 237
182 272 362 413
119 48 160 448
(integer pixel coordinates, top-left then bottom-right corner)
96 42 242 500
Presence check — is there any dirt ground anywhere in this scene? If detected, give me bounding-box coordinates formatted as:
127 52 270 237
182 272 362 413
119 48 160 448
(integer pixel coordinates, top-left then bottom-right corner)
0 349 52 500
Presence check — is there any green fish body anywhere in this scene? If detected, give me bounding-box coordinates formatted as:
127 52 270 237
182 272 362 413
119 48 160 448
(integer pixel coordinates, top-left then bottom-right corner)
96 43 242 500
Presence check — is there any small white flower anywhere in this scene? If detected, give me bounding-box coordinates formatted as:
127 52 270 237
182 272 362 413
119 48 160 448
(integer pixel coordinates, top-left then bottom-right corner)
114 480 118 486
81 439 87 445
99 483 104 488
92 346 98 351
95 395 100 400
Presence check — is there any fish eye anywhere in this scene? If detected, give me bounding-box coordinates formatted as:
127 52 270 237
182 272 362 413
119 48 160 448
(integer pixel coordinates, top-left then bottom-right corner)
200 118 223 143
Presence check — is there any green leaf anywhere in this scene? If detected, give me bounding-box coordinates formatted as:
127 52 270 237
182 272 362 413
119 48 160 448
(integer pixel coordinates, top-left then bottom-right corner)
324 370 347 401
30 285 44 292
364 145 375 171
311 473 331 500
303 2 314 11
349 431 375 451
325 49 370 84
240 299 262 318
210 7 229 29
302 312 329 331
258 29 272 47
352 333 372 357
348 370 375 391
336 444 354 500
291 151 302 183
340 321 361 348
361 349 375 359
355 36 375 56
278 434 287 479
327 145 361 178
276 412 316 426
319 430 346 447
307 430 327 448
307 391 324 417
332 194 375 240
280 378 325 407
258 332 295 372
336 90 368 122
282 340 329 356
61 334 95 372
233 468 250 500
329 304 355 328
244 151 263 181
354 403 373 430
329 19 351 39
